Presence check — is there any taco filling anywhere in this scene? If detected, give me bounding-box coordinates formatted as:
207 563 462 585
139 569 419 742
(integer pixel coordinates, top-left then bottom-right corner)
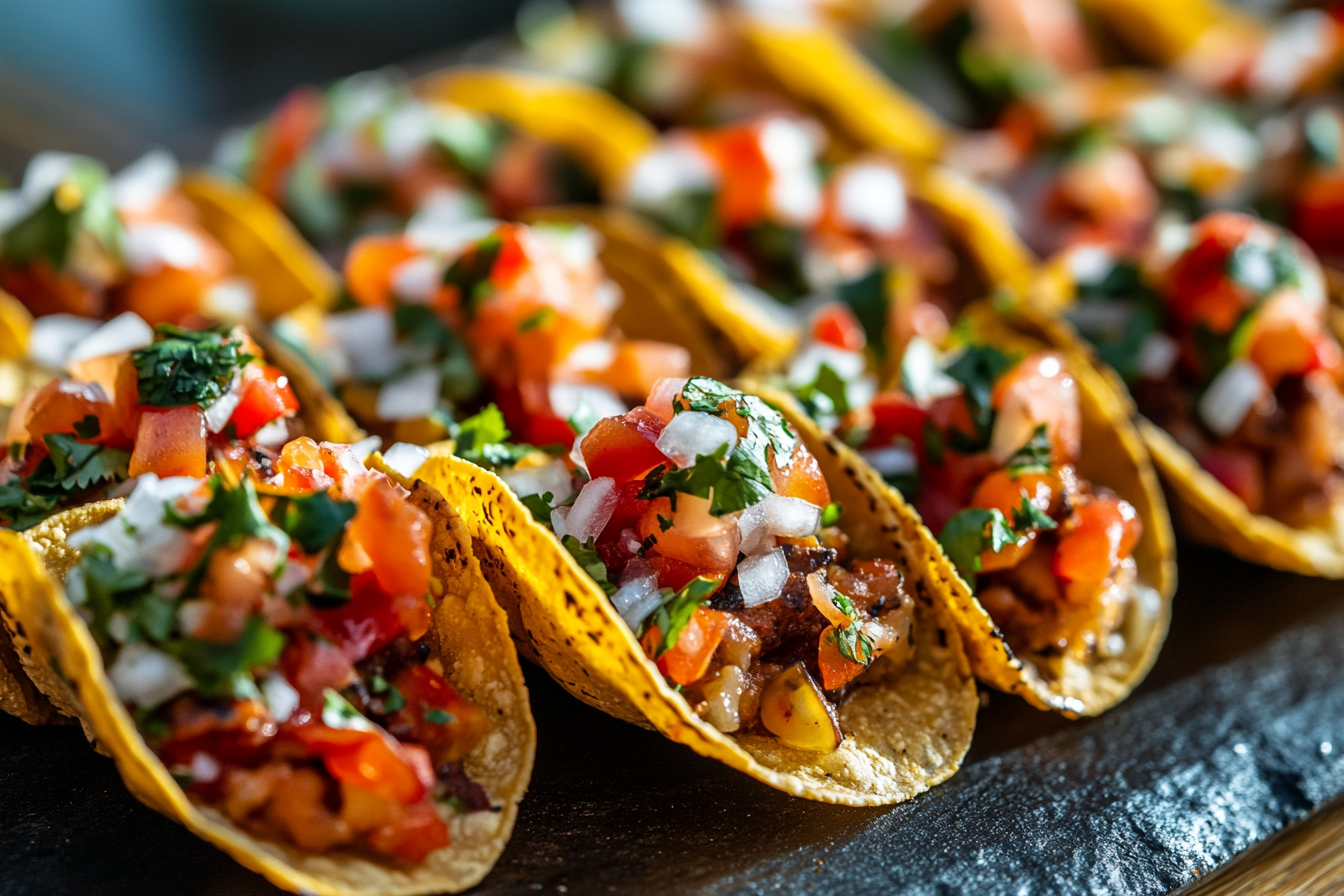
0 151 265 326
1 320 312 530
278 219 689 447
61 447 492 863
476 375 914 752
218 72 602 252
1067 210 1344 529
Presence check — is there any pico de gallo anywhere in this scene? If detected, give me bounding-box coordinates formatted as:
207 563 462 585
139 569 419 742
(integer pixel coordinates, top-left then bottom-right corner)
278 219 689 447
485 375 916 752
1262 103 1344 268
787 308 1149 665
0 151 261 326
1067 210 1344 529
62 445 491 863
217 72 601 254
0 317 301 530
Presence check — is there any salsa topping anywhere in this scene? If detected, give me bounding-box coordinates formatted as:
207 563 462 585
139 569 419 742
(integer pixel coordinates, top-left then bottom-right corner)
64 444 490 863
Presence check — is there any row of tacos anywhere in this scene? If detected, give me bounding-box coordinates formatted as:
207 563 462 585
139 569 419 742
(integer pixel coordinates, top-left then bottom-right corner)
5 2 1344 889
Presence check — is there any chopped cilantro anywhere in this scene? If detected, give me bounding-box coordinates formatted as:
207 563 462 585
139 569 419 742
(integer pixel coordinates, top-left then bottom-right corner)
132 324 252 408
794 362 850 422
1 156 121 270
643 576 720 657
274 492 357 554
383 683 406 713
369 674 389 693
922 419 945 466
423 707 454 725
517 307 556 333
520 491 555 526
1011 496 1058 534
168 615 286 699
66 543 152 648
445 233 503 315
829 590 875 668
561 535 617 596
451 404 532 470
0 434 130 530
820 502 843 527
937 507 1019 586
72 415 101 440
942 345 1016 452
836 267 889 358
1004 425 1052 478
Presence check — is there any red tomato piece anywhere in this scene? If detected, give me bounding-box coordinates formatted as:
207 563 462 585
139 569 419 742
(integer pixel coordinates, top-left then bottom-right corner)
280 635 356 711
275 436 336 493
580 409 670 483
642 606 728 686
811 303 866 352
316 571 411 663
1293 169 1344 260
771 442 832 508
229 364 299 438
0 259 103 318
22 380 112 445
129 406 207 479
289 723 427 805
387 665 490 767
367 798 452 863
863 392 928 451
695 124 774 232
344 235 420 308
1161 211 1262 333
346 477 432 603
969 468 1061 572
1052 494 1143 604
1198 447 1264 513
253 86 325 203
817 625 867 690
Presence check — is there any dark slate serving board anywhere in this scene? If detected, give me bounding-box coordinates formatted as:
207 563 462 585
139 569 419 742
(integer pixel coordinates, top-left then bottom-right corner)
2 542 1343 896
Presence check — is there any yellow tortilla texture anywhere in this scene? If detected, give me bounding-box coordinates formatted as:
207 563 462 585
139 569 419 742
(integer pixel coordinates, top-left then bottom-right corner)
0 478 534 896
416 452 976 806
1076 0 1257 65
416 67 658 196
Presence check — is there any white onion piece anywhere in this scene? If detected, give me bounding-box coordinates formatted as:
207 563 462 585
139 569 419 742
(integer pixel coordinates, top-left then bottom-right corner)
381 103 434 164
500 459 574 504
559 339 617 375
326 308 399 379
112 149 179 213
348 436 382 462
701 664 745 733
406 213 497 255
251 418 290 447
549 381 626 423
900 337 961 404
68 474 203 575
21 152 81 203
564 477 618 543
107 643 193 708
551 505 572 542
204 277 256 320
376 367 441 421
738 547 789 607
260 675 300 723
534 223 600 270
834 160 907 236
202 377 243 433
738 494 822 555
861 444 918 479
66 312 153 367
382 442 431 480
760 118 823 225
787 343 866 388
611 570 663 629
1138 332 1179 380
123 222 205 274
1065 244 1115 286
1199 360 1266 438
389 255 442 305
655 411 738 469
29 314 99 369
616 0 709 44
623 139 716 209
808 573 849 627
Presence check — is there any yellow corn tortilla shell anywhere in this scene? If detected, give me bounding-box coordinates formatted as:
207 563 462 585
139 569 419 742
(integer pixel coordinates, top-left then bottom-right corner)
522 206 799 377
415 67 658 197
416 450 976 806
0 471 535 896
1076 0 1261 67
735 20 947 164
179 171 340 318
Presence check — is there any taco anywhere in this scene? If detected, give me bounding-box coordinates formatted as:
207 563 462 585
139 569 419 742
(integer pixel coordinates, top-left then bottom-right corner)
745 298 1174 715
414 376 977 806
0 440 534 895
1059 209 1344 577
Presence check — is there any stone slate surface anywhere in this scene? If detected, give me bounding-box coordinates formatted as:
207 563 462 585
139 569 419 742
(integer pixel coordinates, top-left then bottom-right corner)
2 542 1343 896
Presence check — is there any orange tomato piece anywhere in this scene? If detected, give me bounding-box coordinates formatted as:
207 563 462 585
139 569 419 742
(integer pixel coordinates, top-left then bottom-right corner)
0 259 103 318
22 380 111 445
122 266 211 326
128 406 207 479
275 436 336 493
388 665 490 767
695 124 773 231
771 442 832 509
290 723 428 805
346 477 432 601
344 234 420 308
1293 168 1344 260
253 86 325 203
817 625 867 690
366 797 452 864
1052 493 1142 603
602 341 692 400
580 408 669 483
642 606 728 686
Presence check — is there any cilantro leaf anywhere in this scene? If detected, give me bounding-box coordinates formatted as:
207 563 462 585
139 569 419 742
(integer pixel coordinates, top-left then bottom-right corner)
66 543 152 649
942 345 1016 452
132 325 252 408
561 535 617 596
167 615 287 699
73 415 101 440
643 576 720 657
1 156 120 270
451 404 532 470
0 435 130 530
518 307 556 333
1011 496 1058 534
446 233 503 315
794 363 850 422
937 507 1019 585
520 491 555 526
275 492 357 554
423 707 454 725
1005 425 1052 478
170 478 289 590
836 266 888 358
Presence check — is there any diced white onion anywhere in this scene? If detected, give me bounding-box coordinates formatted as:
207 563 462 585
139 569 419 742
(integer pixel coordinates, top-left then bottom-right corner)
203 277 256 320
834 160 907 236
107 643 193 709
376 366 441 421
738 493 821 555
1137 332 1179 380
107 611 131 644
380 102 435 164
701 664 745 732
900 336 961 404
111 149 179 213
1199 360 1266 438
565 477 618 543
611 570 663 629
123 222 206 274
647 376 689 422
68 474 204 576
261 675 300 723
761 118 823 225
655 411 738 469
623 139 716 208
66 312 154 367
406 214 498 255
559 339 618 374
382 442 431 480
534 223 600 270
348 435 382 462
1065 244 1115 285
22 152 82 203
389 255 442 305
861 444 918 478
737 546 790 608
551 505 571 542
326 308 400 379
500 458 574 504
615 0 709 43
549 381 626 423
251 417 291 447
28 314 99 370
202 377 243 433
787 343 866 388
190 752 221 784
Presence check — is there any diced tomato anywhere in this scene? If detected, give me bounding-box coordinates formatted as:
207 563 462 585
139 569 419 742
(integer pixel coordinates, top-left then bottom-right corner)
817 625 867 690
694 124 773 231
641 606 727 686
486 223 528 289
1055 145 1157 231
280 635 356 711
129 406 207 478
595 480 655 576
1198 447 1264 513
640 494 739 585
648 554 708 592
22 380 111 445
274 436 336 493
1052 493 1142 604
864 392 928 451
1293 169 1344 260
344 477 431 604
344 235 421 308
770 442 831 509
1245 292 1331 385
1162 211 1262 333
230 364 299 437
122 266 211 326
811 303 866 352
970 468 1061 572
602 341 692 400
289 722 428 805
580 409 670 483
0 259 103 318
990 351 1081 465
387 665 489 767
917 451 1002 534
253 86 325 203
157 699 277 768
366 798 452 863
315 571 413 663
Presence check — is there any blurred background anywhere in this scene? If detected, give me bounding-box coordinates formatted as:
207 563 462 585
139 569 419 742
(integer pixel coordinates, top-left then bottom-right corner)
0 0 526 177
